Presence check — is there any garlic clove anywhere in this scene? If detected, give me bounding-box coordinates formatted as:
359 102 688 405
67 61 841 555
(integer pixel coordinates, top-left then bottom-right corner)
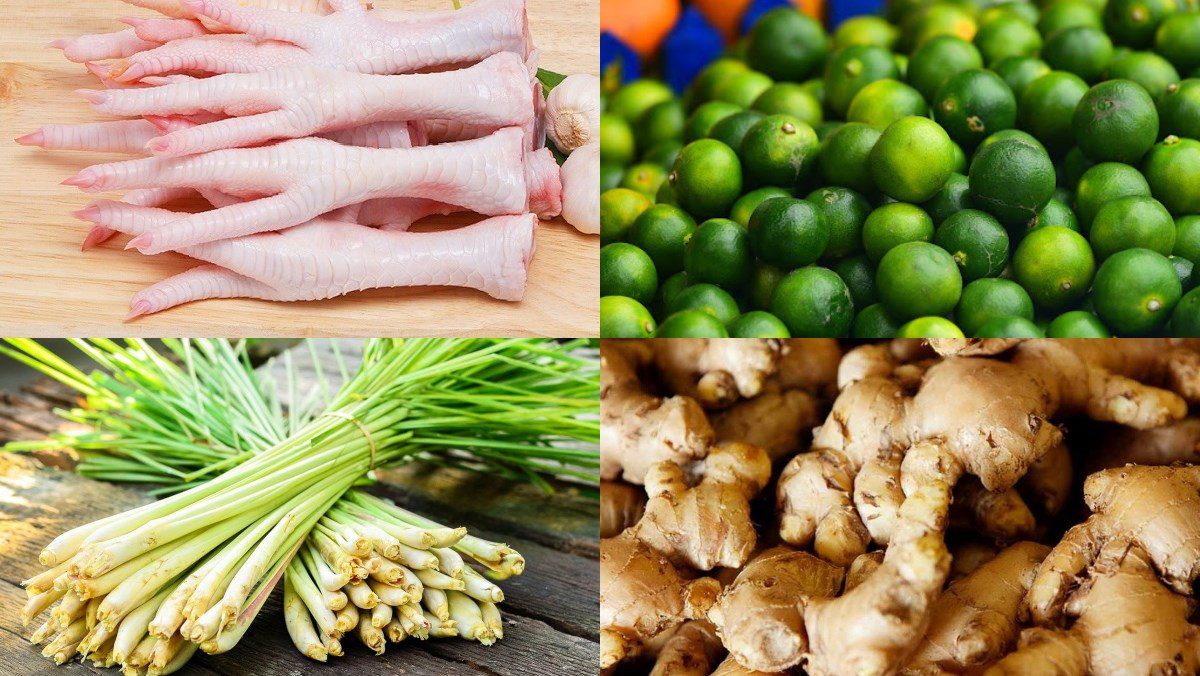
560 142 599 234
545 73 601 154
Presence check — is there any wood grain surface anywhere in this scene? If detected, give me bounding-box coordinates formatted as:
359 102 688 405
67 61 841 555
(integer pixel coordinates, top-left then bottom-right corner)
0 0 599 338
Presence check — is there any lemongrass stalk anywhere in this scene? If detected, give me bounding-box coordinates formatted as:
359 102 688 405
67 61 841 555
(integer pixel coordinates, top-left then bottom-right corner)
52 573 72 592
391 541 440 570
23 561 72 595
395 564 424 601
334 603 358 635
85 597 101 630
327 510 401 558
323 588 348 611
386 616 407 642
126 634 157 668
369 557 407 585
311 529 357 576
426 611 458 638
370 602 393 629
480 601 504 640
43 618 86 658
447 591 493 644
302 544 349 591
414 567 465 591
114 586 172 663
30 619 55 644
345 580 379 609
358 619 386 655
199 540 292 656
461 566 505 603
150 632 184 670
78 618 115 656
283 575 327 662
397 603 430 640
340 505 437 548
325 637 343 657
347 494 464 547
51 591 85 627
287 558 339 639
149 640 197 676
366 579 410 607
21 586 64 625
77 536 193 600
361 555 382 574
432 547 466 578
423 587 450 622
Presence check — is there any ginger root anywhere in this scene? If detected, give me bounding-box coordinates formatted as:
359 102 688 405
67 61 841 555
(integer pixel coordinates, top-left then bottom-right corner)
707 547 844 673
600 480 647 538
600 531 722 670
645 339 783 409
712 388 823 462
632 442 772 571
601 342 714 484
649 621 725 676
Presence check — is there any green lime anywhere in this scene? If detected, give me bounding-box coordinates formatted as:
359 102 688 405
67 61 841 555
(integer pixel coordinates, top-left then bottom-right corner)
731 187 793 227
933 69 1018 150
1175 214 1200 263
609 80 675 124
1143 136 1200 215
833 254 880 308
685 218 753 291
1074 162 1153 228
1025 198 1081 234
740 115 820 187
1041 26 1114 83
748 197 830 268
656 271 689 316
991 56 1052 99
819 122 882 194
655 180 676 206
974 15 1043 65
956 278 1035 335
750 263 785 310
686 59 750 110
1156 13 1200 73
863 203 935 262
1159 79 1200 139
667 283 741 324
877 241 964 320
1089 195 1176 260
1038 0 1103 36
642 141 684 169
709 110 767 151
655 310 730 337
600 163 623 192
935 209 1010 280
906 3 978 48
770 267 855 337
1074 80 1160 163
1047 310 1112 336
1012 225 1096 310
600 296 657 337
727 311 792 337
851 303 902 337
922 173 972 224
908 35 985 102
833 15 900 50
983 2 1040 26
671 139 744 221
1170 286 1200 336
802 78 827 107
977 128 1048 155
975 316 1045 336
753 83 824 127
969 136 1057 226
896 316 966 337
824 44 901 118
685 101 742 142
1107 51 1181 99
747 8 830 82
1093 248 1182 334
815 120 843 141
714 70 776 108
601 242 658 305
870 116 958 202
847 79 929 129
1060 147 1095 189
636 100 686 150
628 204 697 276
1104 0 1178 48
600 188 652 244
1018 71 1090 156
806 187 871 258
600 113 636 166
620 162 668 198
950 140 968 173
1172 254 1195 290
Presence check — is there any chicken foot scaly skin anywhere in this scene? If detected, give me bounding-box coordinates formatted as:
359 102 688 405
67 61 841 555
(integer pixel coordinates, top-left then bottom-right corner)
83 52 537 157
78 201 537 316
63 128 535 253
107 0 532 82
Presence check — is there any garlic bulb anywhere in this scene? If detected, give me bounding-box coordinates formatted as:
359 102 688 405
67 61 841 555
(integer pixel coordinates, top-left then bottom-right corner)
560 142 599 234
545 74 601 154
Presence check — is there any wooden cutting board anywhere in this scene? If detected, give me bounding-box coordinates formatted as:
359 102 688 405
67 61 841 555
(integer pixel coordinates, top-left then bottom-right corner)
0 0 599 337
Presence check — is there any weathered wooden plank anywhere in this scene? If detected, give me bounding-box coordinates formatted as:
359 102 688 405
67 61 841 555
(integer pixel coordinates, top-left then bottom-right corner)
415 613 600 676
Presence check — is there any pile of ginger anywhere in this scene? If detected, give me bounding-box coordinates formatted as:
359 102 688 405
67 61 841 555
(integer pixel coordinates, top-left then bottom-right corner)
600 338 1200 676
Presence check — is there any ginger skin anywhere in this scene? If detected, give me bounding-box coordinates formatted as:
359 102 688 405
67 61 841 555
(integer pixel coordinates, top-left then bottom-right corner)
599 530 722 670
632 442 772 571
1086 417 1200 474
707 547 844 673
600 480 647 538
648 621 725 676
645 339 783 409
904 541 1050 673
712 388 822 462
991 544 1200 676
601 342 714 484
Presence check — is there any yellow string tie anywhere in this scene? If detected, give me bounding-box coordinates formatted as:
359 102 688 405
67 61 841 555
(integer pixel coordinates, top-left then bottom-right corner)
323 411 377 470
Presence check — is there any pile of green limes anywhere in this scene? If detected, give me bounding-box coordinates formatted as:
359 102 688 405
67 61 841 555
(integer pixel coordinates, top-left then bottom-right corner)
599 1 1200 338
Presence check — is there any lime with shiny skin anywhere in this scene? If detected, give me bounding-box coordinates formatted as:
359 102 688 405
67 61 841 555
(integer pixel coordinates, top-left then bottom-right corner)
824 44 901 118
1047 310 1112 337
1074 162 1153 229
655 271 689 315
870 116 958 203
974 15 1043 65
1172 255 1195 291
609 80 674 124
636 100 686 151
1143 136 1200 216
670 139 744 221
1018 71 1089 156
807 186 871 258
1089 196 1176 261
1041 26 1114 83
933 68 1018 150
1169 287 1200 336
896 316 965 338
851 303 902 337
1093 248 1182 335
1073 79 1160 164
709 110 767 152
666 283 741 325
685 101 742 142
1104 0 1178 49
1159 80 1200 140
731 187 793 227
600 188 652 244
746 8 830 82
685 218 753 292
628 204 697 276
770 267 855 337
740 114 820 187
975 316 1045 337
1012 226 1096 310
922 173 971 225
641 141 684 169
600 296 657 337
714 70 775 109
935 209 1010 281
990 56 1051 99
834 15 900 50
600 163 623 192
907 35 984 102
976 129 1047 156
1106 51 1180 100
956 278 1036 335
1025 198 1081 234
863 202 935 262
753 83 824 127
1174 215 1200 264
969 136 1057 227
877 241 964 321
833 254 880 308
600 113 636 166
847 79 929 130
600 242 658 306
750 263 785 310
686 59 749 110
1155 13 1200 73
620 162 668 198
1037 0 1103 36
748 197 831 268
654 310 730 337
819 122 882 195
728 311 792 337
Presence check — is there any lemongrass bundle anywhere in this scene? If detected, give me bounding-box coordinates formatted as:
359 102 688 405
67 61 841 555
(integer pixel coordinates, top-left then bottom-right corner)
16 339 598 671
